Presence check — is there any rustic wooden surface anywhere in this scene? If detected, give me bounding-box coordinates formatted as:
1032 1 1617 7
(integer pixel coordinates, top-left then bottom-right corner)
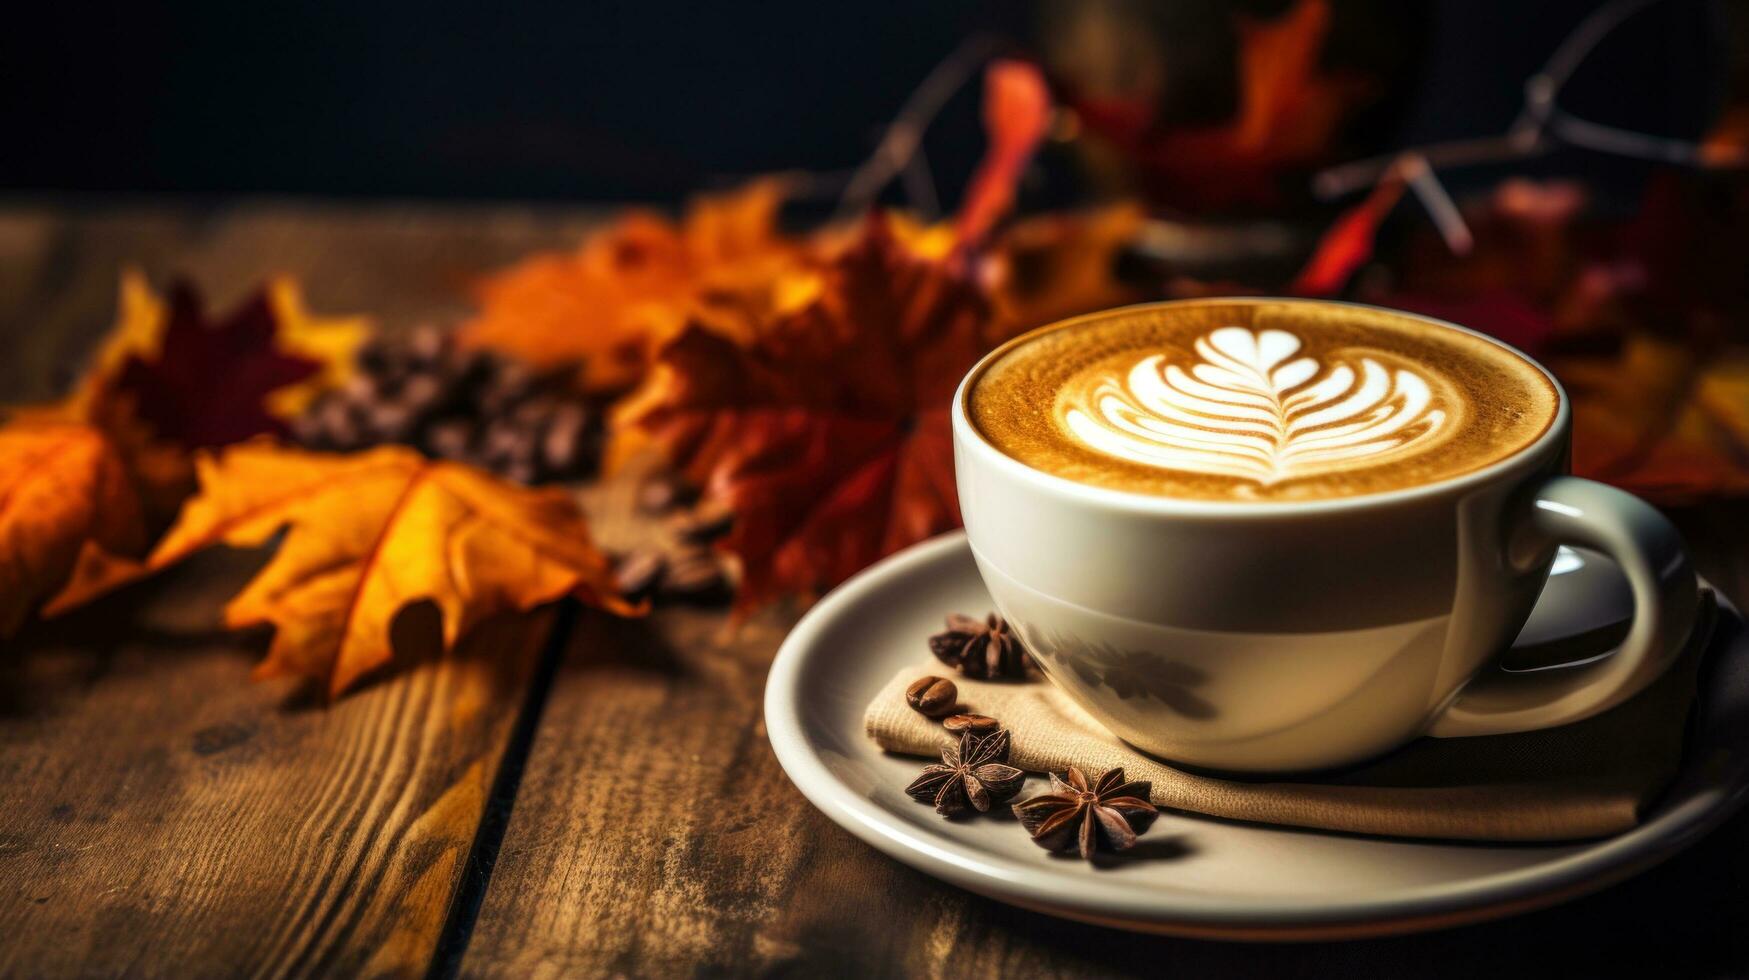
3 202 1748 979
0 553 553 977
0 202 593 978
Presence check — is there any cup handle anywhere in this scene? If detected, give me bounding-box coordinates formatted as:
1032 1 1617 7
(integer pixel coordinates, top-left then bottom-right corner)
1428 476 1700 738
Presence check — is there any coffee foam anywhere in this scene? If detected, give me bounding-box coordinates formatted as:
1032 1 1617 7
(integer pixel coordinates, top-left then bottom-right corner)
967 301 1559 502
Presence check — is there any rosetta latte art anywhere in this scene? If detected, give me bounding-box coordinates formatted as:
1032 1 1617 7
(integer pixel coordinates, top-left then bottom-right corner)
1061 327 1449 485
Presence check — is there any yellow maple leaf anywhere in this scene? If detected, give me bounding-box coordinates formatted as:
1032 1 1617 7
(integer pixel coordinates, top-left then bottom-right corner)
261 278 372 419
0 420 146 636
47 443 636 696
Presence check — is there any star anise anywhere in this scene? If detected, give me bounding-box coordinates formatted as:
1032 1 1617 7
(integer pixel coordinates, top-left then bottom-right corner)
904 729 1027 816
929 612 1033 679
1011 766 1158 860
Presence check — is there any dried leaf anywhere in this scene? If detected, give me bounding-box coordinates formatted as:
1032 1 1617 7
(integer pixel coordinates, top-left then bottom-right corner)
954 60 1054 250
460 179 811 392
1291 171 1404 297
62 272 368 527
87 275 366 450
260 279 373 419
0 420 146 636
616 214 994 611
47 443 635 696
1555 336 1749 502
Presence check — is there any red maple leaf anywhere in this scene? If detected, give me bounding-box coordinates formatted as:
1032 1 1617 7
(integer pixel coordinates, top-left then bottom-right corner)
616 214 994 611
954 59 1054 250
113 280 324 449
1290 169 1405 297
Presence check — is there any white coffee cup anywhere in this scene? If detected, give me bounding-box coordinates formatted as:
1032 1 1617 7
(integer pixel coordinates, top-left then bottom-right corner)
953 299 1699 773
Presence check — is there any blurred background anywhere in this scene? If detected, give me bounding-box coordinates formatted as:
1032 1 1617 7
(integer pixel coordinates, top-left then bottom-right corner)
0 0 1726 208
3 0 1745 510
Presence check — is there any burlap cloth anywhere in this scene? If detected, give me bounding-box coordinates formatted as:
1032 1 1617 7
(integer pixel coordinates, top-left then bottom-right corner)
866 596 1716 841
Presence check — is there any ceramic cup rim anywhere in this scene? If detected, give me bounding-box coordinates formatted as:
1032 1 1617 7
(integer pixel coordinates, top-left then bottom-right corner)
952 297 1572 520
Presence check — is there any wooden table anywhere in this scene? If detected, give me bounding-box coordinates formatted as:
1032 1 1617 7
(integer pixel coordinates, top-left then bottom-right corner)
2 201 1747 978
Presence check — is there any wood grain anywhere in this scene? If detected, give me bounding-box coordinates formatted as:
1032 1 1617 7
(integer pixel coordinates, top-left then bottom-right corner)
0 204 597 978
464 497 1749 977
6 203 1749 978
0 550 553 977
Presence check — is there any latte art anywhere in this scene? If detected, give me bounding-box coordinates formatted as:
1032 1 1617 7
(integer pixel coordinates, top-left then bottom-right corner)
1061 327 1449 485
965 300 1559 501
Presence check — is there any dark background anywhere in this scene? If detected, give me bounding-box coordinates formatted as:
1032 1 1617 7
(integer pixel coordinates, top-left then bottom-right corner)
0 0 1725 206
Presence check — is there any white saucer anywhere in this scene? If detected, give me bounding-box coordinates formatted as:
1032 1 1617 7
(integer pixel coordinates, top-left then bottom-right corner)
763 532 1749 940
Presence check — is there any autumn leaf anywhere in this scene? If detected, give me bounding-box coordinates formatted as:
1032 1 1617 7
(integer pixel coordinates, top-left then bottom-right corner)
460 179 811 393
0 274 364 636
1555 336 1749 503
260 279 374 419
0 420 147 636
1290 169 1405 297
53 271 370 526
106 279 358 448
1334 173 1749 502
954 60 1054 250
1067 0 1371 210
985 203 1146 333
616 214 996 612
45 443 635 695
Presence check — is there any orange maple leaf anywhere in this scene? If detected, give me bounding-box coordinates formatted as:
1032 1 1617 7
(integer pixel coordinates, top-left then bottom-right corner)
459 179 811 393
615 214 999 612
0 274 364 636
0 420 147 637
46 443 635 696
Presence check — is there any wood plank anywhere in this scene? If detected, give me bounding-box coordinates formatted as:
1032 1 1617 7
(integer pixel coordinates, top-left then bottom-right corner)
465 497 1749 977
0 550 554 976
459 470 945 975
0 204 603 976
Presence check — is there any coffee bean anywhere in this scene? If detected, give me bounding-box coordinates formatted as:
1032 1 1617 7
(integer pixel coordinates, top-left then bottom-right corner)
290 327 608 483
367 401 419 441
317 397 363 448
613 548 667 599
905 676 958 718
339 372 381 405
942 713 1000 734
405 324 448 365
425 418 475 460
504 398 541 427
399 373 449 414
542 404 588 473
480 420 525 462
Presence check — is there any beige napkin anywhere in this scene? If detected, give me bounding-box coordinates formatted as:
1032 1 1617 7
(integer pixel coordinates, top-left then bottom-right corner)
866 595 1716 842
